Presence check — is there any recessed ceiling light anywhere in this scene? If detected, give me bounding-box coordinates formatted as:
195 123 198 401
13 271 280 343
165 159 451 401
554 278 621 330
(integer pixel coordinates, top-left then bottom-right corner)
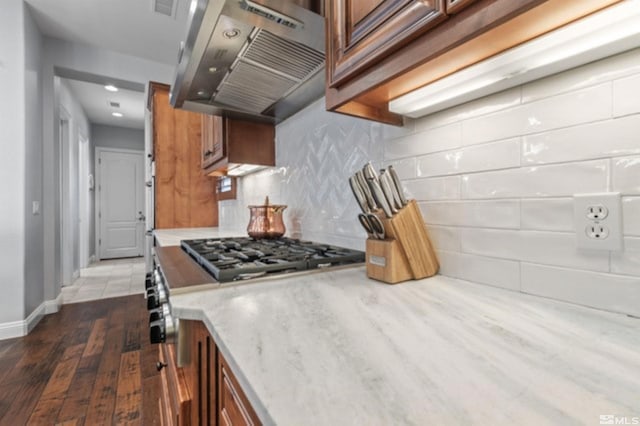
112 112 123 117
105 84 118 92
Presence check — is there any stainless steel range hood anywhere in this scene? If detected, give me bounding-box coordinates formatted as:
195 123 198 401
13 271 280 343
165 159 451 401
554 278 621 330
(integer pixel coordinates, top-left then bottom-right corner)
170 0 325 123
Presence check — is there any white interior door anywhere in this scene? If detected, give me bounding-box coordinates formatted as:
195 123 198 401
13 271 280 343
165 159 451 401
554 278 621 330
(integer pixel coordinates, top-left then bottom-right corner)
97 149 144 259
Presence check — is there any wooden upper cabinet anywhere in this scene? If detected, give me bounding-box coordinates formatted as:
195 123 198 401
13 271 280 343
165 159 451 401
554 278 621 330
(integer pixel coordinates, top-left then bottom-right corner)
202 115 225 169
325 0 621 125
327 0 447 88
201 116 275 176
149 82 218 229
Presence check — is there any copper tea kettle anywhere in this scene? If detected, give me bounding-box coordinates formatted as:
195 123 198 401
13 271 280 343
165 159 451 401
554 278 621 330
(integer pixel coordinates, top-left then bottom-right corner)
247 196 287 239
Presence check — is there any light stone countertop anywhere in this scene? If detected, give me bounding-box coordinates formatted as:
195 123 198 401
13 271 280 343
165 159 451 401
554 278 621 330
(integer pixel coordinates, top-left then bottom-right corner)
154 227 244 247
170 266 640 426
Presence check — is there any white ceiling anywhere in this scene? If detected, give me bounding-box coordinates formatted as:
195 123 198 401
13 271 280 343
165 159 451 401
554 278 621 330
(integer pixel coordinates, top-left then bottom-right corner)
65 79 146 130
25 0 190 65
26 0 190 130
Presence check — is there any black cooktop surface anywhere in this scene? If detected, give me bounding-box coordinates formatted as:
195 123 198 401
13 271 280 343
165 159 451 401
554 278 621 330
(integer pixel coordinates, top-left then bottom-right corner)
181 237 365 282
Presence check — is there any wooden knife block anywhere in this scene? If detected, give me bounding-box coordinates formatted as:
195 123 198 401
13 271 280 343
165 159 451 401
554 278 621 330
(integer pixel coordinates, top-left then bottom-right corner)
365 200 439 284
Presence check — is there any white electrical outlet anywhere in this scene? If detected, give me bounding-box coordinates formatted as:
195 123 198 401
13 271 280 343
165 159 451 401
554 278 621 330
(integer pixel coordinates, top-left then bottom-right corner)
573 192 622 250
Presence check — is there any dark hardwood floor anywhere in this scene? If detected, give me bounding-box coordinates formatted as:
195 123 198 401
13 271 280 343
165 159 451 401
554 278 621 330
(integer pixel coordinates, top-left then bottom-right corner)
0 295 161 426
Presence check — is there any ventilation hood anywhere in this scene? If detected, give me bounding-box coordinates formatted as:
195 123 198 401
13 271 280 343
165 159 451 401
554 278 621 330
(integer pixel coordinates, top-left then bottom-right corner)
170 0 325 123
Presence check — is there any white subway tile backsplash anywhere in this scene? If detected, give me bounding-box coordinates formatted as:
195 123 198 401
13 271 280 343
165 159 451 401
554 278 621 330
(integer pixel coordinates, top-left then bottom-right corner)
622 197 640 236
420 200 520 229
462 84 612 145
374 116 416 141
426 226 461 251
612 156 640 194
521 198 574 232
613 73 640 117
403 176 460 201
462 160 609 199
521 263 640 317
521 48 640 103
460 228 609 272
438 251 520 291
522 115 640 165
383 157 417 180
414 87 522 132
384 122 461 160
221 47 640 316
611 237 640 276
416 138 520 178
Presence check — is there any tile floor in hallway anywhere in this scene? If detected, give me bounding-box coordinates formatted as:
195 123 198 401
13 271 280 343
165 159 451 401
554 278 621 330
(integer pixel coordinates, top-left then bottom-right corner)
62 257 147 304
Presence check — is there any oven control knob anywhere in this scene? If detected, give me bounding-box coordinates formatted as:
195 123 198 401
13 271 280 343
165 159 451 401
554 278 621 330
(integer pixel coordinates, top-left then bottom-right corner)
147 290 159 310
149 319 165 344
149 309 163 322
145 273 155 290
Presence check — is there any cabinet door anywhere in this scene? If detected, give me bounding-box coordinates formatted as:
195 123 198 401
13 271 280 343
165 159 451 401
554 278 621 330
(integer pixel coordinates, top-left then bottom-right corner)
218 351 261 426
327 0 447 87
159 344 192 426
202 115 225 169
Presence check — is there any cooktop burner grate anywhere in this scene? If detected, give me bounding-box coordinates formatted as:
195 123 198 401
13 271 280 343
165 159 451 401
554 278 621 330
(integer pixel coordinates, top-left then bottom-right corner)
181 237 365 282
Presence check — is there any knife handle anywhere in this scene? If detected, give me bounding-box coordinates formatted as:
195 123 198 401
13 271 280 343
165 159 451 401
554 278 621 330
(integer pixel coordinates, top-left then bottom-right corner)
380 170 403 210
366 177 393 218
349 176 369 214
378 171 399 214
388 165 408 206
355 170 376 211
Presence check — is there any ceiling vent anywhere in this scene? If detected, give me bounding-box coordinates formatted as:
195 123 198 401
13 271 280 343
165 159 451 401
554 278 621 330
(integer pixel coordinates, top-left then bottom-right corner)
153 0 176 18
109 101 120 108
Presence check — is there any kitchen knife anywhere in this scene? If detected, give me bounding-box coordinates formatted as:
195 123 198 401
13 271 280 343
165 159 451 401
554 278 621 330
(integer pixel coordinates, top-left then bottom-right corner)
388 165 408 206
355 170 377 211
366 177 393 218
349 176 369 214
378 170 399 214
380 169 403 210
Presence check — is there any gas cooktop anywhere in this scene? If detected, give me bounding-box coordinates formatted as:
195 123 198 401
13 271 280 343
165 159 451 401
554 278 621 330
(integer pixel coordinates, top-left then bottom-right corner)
180 237 365 282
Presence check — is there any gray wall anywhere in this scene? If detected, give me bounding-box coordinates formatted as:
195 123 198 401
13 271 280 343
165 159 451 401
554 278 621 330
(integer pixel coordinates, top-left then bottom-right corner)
92 124 144 151
23 2 45 318
0 0 26 324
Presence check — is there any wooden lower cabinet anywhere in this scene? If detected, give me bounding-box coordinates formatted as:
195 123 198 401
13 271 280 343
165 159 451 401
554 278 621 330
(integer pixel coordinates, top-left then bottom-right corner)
162 320 260 426
159 343 192 426
218 353 260 426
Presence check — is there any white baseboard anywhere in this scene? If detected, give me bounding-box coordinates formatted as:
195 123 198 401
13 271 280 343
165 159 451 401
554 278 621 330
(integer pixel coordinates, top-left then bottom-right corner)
44 293 63 314
0 293 63 340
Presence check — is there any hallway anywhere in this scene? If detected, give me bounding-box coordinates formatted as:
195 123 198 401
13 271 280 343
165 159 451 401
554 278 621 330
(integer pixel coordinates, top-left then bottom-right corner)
62 257 146 304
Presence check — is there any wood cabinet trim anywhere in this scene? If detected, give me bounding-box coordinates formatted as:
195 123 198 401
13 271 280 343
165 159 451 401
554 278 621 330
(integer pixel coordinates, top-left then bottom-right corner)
445 0 476 14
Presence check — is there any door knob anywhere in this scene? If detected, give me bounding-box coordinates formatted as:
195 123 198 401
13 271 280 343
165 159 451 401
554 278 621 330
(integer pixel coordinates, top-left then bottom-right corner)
138 211 146 221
